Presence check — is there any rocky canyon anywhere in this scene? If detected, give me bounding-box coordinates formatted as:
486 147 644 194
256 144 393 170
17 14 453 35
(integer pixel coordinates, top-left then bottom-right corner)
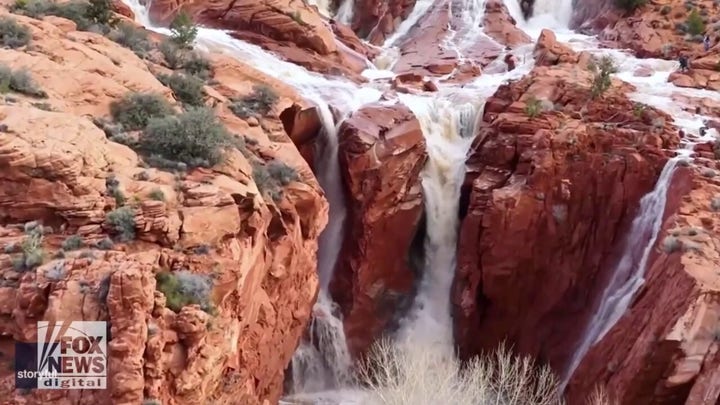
0 0 718 404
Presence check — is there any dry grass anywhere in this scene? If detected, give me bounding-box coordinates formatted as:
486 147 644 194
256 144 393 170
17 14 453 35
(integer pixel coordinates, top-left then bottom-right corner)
357 339 563 405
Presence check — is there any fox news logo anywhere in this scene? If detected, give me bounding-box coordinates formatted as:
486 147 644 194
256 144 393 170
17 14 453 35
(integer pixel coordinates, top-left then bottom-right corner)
21 321 108 389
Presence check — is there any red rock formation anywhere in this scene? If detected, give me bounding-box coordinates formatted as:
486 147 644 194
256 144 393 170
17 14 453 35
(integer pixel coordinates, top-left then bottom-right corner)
566 166 720 405
483 0 531 48
453 58 680 374
147 0 373 81
533 29 581 66
331 102 427 357
0 13 328 404
348 0 417 45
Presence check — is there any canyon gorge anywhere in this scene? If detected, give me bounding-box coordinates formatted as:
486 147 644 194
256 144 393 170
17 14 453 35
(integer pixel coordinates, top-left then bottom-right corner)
0 0 719 403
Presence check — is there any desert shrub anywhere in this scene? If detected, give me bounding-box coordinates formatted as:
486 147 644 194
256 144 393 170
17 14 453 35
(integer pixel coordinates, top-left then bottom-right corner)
169 11 197 48
615 0 646 12
359 339 561 405
588 56 617 99
85 0 116 27
107 22 151 58
45 261 66 280
61 235 84 251
110 92 174 130
0 16 31 48
0 65 47 98
686 9 705 36
711 196 720 211
148 188 165 201
157 72 205 106
229 85 277 119
251 160 299 202
662 235 681 253
106 206 136 241
140 107 231 168
182 52 212 79
95 237 114 250
155 270 215 314
13 0 96 31
12 223 44 271
524 96 542 118
159 39 185 69
193 244 210 255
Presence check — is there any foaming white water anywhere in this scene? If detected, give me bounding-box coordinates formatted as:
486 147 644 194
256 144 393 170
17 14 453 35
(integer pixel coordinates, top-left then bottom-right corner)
395 95 478 351
383 0 435 47
503 0 573 39
335 0 355 25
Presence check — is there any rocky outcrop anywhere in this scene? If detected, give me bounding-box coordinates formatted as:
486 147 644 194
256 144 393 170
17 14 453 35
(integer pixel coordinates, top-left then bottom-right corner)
0 12 327 404
566 163 720 404
390 0 528 83
148 0 373 81
453 58 680 372
533 29 581 66
348 0 417 45
331 102 426 357
590 0 720 59
669 54 720 91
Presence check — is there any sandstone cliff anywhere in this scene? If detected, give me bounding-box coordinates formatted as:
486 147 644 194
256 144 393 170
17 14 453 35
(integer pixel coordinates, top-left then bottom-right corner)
453 34 680 374
0 9 326 405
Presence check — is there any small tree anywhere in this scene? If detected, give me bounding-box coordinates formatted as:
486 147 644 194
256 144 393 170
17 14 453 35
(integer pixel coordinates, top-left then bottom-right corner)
686 9 705 36
170 11 197 48
588 56 617 99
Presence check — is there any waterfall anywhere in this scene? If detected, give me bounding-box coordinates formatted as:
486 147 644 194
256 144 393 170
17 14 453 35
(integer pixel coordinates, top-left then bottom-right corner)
560 156 681 388
394 95 478 352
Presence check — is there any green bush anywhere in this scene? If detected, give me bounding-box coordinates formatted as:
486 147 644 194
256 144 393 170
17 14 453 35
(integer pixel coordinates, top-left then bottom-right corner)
157 72 205 106
229 85 277 119
0 64 47 98
85 0 116 27
182 52 212 79
148 188 165 201
12 0 95 31
12 223 44 271
141 107 231 168
169 11 197 48
0 16 31 49
106 206 136 241
61 235 84 251
252 160 299 202
107 22 151 58
615 0 646 12
110 92 174 130
588 56 617 99
155 270 215 314
686 9 705 36
524 96 541 118
159 39 185 69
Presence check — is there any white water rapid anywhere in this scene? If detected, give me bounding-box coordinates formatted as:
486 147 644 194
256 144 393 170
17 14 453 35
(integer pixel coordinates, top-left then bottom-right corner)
122 0 720 402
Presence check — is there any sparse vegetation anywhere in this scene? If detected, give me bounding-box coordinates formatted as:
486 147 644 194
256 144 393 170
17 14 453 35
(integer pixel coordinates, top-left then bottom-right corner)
0 16 30 49
140 107 231 168
169 11 197 48
615 0 646 12
359 339 562 405
182 52 212 79
0 64 48 98
524 96 542 118
95 237 114 250
12 222 44 271
662 235 681 253
686 9 705 36
252 160 299 202
85 0 116 28
61 235 84 251
110 92 174 131
229 85 278 119
11 0 103 32
159 39 212 79
106 206 136 241
588 56 617 99
157 72 205 106
155 270 215 314
193 244 210 255
148 188 165 201
711 196 720 211
107 22 151 58
45 261 66 280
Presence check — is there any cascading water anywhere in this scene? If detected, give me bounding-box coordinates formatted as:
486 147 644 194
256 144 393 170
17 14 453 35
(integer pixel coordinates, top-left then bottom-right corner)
394 96 478 352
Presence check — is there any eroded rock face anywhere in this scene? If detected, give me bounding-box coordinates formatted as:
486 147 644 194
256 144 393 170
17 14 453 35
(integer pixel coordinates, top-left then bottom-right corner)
566 165 720 404
331 102 427 357
349 0 417 45
453 58 680 373
533 29 581 66
148 0 372 81
0 13 327 405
